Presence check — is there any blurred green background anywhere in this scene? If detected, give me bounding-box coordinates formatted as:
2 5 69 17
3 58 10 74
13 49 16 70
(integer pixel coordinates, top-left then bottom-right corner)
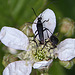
0 0 75 75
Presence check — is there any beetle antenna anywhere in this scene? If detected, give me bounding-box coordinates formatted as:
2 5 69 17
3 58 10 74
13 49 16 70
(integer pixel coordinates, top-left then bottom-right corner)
47 0 57 7
32 8 37 17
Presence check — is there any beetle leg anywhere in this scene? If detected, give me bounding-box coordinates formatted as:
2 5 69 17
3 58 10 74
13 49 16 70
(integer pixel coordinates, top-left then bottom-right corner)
43 27 52 34
48 45 57 52
33 33 39 47
34 33 38 40
35 30 38 34
43 28 50 38
41 41 49 51
48 47 54 52
32 39 38 47
43 19 49 23
43 27 53 38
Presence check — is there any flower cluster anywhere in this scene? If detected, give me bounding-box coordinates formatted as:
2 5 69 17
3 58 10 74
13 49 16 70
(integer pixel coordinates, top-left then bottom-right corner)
0 9 75 75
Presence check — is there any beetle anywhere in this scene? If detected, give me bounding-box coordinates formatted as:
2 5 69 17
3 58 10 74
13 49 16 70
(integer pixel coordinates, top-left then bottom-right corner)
32 8 49 45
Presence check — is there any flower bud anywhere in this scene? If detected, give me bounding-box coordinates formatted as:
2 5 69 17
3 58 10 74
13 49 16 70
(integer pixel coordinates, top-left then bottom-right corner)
58 18 75 37
59 60 74 69
72 58 75 64
20 23 34 37
41 73 49 75
2 54 19 67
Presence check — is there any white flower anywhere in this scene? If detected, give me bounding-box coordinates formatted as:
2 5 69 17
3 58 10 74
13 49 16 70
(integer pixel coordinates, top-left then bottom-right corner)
56 38 75 61
0 8 75 75
0 26 53 75
0 8 56 75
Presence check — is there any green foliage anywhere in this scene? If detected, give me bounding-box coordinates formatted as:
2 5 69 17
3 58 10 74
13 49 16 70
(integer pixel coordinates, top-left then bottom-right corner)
49 60 66 75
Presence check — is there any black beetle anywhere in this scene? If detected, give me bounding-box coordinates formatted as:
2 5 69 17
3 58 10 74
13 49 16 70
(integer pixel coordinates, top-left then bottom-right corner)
32 8 49 45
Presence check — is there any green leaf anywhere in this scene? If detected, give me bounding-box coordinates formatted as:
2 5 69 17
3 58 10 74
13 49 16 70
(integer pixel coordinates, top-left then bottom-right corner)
49 60 66 75
9 0 47 26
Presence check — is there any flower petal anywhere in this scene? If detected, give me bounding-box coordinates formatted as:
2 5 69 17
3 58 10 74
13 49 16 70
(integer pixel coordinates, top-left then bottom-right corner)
8 47 17 54
32 8 56 40
3 61 32 75
0 26 29 50
56 38 75 61
33 59 53 69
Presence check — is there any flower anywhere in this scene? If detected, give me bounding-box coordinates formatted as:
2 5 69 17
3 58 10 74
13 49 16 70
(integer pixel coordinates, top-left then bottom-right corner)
0 8 75 75
0 8 56 75
1 26 54 75
58 18 75 37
